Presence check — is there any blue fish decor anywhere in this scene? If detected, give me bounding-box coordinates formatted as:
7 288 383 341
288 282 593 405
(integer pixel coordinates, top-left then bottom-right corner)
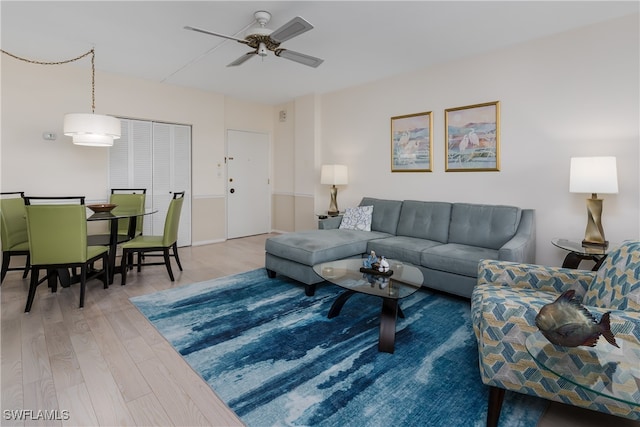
535 289 619 348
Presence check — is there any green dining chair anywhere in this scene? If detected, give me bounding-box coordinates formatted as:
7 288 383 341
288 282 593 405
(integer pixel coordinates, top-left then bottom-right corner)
0 192 30 283
24 201 109 312
110 188 147 239
120 192 185 285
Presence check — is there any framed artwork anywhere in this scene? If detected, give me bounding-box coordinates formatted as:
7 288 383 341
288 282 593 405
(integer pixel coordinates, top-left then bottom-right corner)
445 101 500 172
391 111 432 172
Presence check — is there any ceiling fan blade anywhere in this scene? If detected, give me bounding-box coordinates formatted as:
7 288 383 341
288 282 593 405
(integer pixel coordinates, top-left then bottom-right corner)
275 49 324 68
269 16 314 43
227 51 255 67
184 25 248 44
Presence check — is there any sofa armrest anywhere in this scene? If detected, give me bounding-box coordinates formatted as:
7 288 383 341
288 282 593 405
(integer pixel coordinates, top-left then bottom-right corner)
477 259 594 296
318 215 342 229
498 209 536 263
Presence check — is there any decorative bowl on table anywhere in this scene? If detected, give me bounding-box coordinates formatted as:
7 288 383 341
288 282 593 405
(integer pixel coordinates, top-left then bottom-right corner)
87 203 117 213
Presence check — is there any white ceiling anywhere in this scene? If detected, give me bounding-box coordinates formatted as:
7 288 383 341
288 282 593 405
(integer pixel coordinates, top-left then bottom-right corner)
2 1 638 105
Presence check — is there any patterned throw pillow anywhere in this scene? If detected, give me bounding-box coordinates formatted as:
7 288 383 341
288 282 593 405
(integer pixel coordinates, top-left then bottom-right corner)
339 206 374 231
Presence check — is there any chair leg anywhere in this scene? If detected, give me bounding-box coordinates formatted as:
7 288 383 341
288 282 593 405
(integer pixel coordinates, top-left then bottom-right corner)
163 248 175 281
45 268 59 293
101 253 109 289
487 386 505 427
120 249 129 286
79 265 87 309
1 252 9 283
172 243 183 271
137 251 142 272
24 267 41 313
23 253 30 278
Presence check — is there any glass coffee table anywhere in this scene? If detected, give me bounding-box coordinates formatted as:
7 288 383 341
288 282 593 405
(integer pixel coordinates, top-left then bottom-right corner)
526 330 640 407
313 258 423 353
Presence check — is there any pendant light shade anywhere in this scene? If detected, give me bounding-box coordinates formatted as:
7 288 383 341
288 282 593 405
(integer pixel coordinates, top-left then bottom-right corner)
64 113 121 146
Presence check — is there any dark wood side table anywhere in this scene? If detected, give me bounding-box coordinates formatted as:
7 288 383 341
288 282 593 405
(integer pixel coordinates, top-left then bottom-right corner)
551 238 610 271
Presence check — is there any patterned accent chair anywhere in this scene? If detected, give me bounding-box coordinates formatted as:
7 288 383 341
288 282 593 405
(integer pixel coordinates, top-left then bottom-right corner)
471 240 640 425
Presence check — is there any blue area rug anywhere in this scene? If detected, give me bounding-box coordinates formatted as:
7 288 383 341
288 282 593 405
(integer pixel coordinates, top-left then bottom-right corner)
130 269 548 426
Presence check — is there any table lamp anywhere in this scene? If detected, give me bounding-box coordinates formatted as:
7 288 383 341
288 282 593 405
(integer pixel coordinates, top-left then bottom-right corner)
321 165 348 216
569 156 618 248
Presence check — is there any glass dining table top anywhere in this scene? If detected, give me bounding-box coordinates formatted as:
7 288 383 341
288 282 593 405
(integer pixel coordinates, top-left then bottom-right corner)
87 207 157 221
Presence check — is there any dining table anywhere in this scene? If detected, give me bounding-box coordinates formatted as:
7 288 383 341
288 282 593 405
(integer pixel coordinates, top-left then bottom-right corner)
55 207 157 287
86 207 157 284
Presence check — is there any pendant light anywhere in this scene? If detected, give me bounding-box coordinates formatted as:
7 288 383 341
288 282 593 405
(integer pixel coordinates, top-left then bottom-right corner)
1 48 120 147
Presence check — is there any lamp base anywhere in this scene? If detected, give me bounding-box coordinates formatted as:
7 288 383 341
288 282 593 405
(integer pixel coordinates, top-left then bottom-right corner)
582 196 608 248
581 239 609 249
328 185 339 216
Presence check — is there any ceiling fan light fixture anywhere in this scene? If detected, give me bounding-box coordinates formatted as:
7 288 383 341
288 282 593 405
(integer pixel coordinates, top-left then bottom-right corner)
257 42 268 57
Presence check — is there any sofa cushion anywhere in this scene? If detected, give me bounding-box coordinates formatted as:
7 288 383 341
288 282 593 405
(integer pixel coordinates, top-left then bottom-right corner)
339 205 373 231
359 197 403 235
396 200 452 243
366 236 443 266
265 229 391 266
421 243 498 277
448 203 521 250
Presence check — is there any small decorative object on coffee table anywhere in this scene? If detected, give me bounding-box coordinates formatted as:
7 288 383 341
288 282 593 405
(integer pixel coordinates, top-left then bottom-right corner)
363 251 378 269
360 252 393 276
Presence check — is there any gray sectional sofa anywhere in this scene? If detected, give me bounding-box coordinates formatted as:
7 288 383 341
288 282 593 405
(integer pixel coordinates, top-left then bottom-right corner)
265 197 535 298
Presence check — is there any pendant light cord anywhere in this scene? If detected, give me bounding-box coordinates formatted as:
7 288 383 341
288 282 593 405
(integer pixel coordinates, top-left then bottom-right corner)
1 48 96 113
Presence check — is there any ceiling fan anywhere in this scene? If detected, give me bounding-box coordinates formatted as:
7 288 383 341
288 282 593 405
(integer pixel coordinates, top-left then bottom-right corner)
185 10 324 68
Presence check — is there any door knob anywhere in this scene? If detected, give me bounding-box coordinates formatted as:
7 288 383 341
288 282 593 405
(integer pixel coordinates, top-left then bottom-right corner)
230 188 235 193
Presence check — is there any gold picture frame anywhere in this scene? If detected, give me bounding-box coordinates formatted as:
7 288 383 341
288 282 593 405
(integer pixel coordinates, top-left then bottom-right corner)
445 101 500 172
391 111 433 172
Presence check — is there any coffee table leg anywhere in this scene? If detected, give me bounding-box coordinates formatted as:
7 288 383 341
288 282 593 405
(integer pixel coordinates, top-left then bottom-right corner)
328 290 357 318
379 297 398 353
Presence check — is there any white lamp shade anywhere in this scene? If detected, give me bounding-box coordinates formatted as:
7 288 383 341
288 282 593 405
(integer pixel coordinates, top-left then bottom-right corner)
64 113 121 147
569 156 618 194
321 164 348 185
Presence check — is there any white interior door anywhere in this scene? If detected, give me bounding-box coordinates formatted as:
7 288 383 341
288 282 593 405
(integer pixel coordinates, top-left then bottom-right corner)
227 130 270 239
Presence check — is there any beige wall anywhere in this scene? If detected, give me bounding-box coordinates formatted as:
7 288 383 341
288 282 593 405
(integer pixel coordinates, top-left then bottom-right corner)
316 14 639 266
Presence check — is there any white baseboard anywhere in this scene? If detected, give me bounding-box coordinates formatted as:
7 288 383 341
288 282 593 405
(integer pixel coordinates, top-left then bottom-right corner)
191 238 227 246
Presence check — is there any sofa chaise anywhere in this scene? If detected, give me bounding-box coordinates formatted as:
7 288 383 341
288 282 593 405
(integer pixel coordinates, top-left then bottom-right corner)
265 197 536 298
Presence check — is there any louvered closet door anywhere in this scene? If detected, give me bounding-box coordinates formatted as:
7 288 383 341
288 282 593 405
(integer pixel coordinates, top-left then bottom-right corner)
109 119 191 246
109 119 153 236
152 122 191 247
